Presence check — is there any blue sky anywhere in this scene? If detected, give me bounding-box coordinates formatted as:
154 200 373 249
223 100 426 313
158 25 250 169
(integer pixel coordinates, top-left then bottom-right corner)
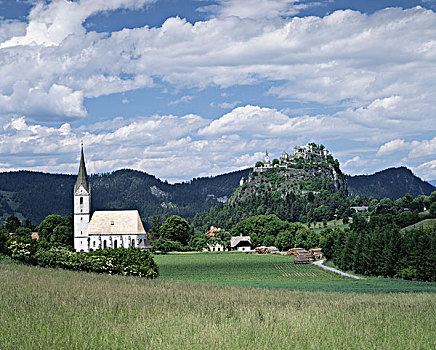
0 0 435 182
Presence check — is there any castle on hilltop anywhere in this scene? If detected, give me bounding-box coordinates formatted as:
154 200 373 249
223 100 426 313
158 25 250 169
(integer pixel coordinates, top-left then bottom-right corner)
254 143 330 172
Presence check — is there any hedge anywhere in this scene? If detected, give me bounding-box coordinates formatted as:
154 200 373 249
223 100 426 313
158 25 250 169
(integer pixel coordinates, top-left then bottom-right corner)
6 237 159 279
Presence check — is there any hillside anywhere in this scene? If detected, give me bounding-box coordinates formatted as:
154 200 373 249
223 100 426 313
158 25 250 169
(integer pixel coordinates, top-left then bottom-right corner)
0 168 249 226
1 164 434 227
346 167 435 199
232 164 347 205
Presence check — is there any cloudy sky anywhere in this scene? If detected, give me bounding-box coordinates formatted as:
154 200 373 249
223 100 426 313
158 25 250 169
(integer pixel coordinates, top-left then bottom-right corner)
0 0 435 182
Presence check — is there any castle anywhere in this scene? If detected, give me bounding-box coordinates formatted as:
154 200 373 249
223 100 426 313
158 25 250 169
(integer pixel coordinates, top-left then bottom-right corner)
254 143 329 172
73 145 151 252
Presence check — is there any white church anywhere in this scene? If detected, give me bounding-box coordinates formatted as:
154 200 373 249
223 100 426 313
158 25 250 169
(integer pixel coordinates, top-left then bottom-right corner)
73 145 151 252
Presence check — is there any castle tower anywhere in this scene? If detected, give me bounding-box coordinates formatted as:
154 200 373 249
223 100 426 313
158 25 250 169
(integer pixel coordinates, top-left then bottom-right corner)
73 144 91 252
264 151 270 164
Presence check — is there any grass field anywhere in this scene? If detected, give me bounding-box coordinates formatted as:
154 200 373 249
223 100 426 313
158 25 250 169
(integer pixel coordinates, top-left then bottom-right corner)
155 252 436 293
1 259 436 349
400 218 436 233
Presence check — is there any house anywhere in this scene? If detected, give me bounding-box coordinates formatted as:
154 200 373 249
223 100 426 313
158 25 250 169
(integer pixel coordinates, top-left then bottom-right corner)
206 226 220 238
230 235 252 251
204 242 227 252
350 206 368 213
73 145 151 252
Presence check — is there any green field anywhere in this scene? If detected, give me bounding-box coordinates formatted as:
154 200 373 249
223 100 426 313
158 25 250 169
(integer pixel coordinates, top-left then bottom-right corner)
1 259 435 349
155 252 436 293
400 218 436 233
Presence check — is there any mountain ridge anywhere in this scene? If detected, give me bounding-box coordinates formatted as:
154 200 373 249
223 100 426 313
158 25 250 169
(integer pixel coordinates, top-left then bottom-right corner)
0 166 434 226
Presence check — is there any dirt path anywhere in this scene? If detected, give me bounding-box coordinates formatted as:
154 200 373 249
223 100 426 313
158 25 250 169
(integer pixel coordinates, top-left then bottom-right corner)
313 260 362 279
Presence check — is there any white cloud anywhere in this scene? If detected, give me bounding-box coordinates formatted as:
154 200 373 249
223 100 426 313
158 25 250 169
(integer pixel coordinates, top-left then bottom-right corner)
218 101 240 109
169 95 194 105
377 139 409 156
0 4 435 129
0 0 155 48
211 0 306 19
377 136 436 159
413 160 436 181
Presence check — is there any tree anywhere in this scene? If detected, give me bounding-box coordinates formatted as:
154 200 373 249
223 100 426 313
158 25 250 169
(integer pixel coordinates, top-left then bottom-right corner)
37 214 72 247
429 202 436 218
275 230 294 251
15 227 32 237
150 215 162 238
160 215 191 246
255 161 263 167
5 216 21 233
272 159 279 166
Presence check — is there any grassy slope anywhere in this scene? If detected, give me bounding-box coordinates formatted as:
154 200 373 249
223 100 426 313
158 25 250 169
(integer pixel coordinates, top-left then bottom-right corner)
155 253 436 293
400 218 436 233
1 260 435 350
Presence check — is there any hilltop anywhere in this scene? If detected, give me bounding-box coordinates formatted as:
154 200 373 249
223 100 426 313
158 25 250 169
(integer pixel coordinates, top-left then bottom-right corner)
346 167 435 199
233 144 347 205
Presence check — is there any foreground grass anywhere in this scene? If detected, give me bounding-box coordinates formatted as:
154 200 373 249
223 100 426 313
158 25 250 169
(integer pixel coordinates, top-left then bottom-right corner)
156 253 436 293
1 260 436 349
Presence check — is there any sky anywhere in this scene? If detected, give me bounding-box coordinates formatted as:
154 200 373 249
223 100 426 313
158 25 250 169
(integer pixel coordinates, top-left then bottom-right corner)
0 0 435 183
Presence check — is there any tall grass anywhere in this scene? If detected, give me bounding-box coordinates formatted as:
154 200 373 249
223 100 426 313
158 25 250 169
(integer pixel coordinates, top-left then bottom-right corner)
1 260 435 349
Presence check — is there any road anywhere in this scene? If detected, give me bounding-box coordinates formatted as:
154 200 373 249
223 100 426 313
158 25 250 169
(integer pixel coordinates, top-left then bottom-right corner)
313 260 362 279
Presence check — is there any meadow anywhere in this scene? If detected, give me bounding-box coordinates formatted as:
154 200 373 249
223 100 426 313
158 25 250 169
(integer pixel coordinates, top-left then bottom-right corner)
1 258 436 349
155 252 436 293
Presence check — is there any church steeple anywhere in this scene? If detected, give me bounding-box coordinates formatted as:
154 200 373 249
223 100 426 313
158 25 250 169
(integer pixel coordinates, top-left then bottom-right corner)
74 143 91 252
74 143 90 194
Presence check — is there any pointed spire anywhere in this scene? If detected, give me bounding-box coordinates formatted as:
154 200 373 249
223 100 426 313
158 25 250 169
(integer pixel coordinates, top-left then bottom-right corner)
74 143 90 194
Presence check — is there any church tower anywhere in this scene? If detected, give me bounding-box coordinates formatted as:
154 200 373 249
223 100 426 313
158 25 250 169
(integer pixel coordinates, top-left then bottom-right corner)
73 144 91 252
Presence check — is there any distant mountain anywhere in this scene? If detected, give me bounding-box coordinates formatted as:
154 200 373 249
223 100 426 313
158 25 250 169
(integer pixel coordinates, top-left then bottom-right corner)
1 165 434 226
0 168 250 226
346 167 436 200
429 180 436 187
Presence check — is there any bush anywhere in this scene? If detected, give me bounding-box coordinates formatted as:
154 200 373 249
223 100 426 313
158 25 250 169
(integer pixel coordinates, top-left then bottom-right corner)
12 243 159 279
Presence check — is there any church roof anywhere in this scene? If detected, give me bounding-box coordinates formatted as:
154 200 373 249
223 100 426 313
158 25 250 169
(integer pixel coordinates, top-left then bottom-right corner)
74 145 90 194
88 210 146 235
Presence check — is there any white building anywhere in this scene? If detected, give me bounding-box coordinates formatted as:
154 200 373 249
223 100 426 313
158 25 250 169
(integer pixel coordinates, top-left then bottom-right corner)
73 145 151 252
230 235 252 251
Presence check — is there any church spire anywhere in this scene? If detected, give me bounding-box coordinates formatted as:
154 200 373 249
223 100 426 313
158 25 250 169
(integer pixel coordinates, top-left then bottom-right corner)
74 143 90 194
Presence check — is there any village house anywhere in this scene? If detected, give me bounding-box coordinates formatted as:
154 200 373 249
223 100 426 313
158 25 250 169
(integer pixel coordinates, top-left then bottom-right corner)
73 145 151 252
350 206 369 213
230 234 252 251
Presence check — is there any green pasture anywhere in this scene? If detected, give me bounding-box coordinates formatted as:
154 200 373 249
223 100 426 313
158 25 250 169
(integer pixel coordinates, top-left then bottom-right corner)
155 252 436 293
400 218 436 233
1 259 435 349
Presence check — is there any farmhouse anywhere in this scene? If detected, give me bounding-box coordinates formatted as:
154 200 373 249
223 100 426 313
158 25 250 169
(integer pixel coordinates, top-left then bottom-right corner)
350 206 368 213
230 235 252 251
73 145 151 252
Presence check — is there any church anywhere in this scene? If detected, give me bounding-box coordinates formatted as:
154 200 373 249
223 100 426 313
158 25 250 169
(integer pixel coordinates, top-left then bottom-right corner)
73 145 151 252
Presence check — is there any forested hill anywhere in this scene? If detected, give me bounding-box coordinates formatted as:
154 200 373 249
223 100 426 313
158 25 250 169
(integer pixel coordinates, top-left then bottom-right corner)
346 167 435 199
0 166 434 226
0 168 250 226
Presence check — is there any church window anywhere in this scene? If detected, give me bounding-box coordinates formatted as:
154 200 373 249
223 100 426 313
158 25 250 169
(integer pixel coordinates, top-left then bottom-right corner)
93 241 96 247
80 197 83 204
131 239 135 246
110 220 114 225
